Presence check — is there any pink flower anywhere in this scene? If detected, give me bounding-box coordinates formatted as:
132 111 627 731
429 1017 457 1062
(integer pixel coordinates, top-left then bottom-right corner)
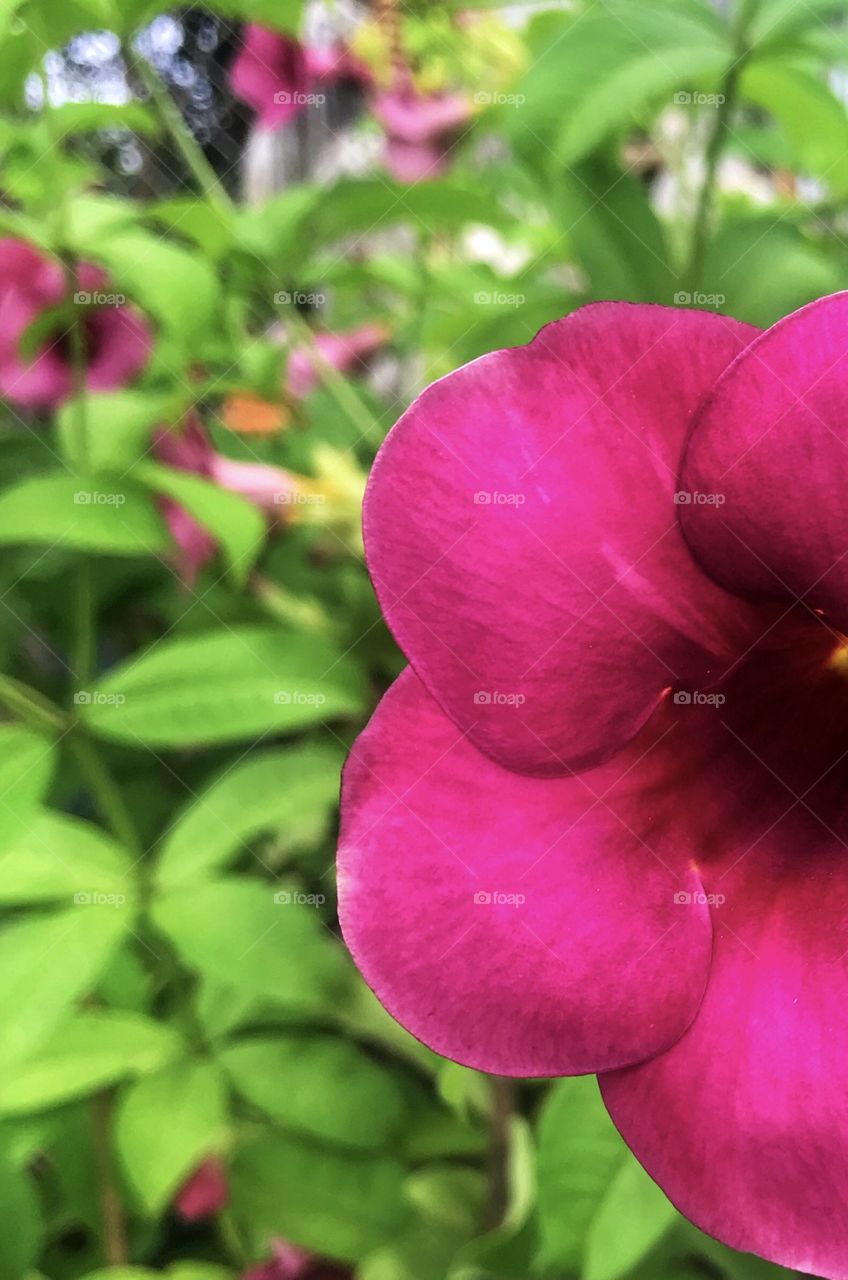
286 323 387 399
242 1239 349 1280
173 1156 228 1221
154 416 297 584
372 86 471 182
338 295 848 1278
0 238 151 410
230 25 370 131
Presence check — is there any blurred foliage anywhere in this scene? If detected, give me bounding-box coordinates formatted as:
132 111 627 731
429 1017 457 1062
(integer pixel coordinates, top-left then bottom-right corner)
0 0 845 1277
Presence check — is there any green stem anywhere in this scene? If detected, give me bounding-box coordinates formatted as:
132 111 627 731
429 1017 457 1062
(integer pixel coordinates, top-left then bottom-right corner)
282 308 385 447
681 4 755 294
90 1091 130 1266
483 1076 513 1231
0 674 65 735
134 57 233 214
68 733 141 856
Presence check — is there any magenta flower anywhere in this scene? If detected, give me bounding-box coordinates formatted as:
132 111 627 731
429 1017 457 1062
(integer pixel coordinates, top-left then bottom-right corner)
230 24 370 131
338 295 848 1277
0 238 151 410
173 1156 228 1221
243 1239 349 1280
286 323 387 399
154 416 296 584
372 86 471 182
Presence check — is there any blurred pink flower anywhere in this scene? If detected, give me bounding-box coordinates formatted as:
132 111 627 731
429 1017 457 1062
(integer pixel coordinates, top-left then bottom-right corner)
0 238 151 410
243 1238 350 1280
173 1156 228 1221
372 86 471 182
286 323 387 399
230 25 371 130
154 416 297 584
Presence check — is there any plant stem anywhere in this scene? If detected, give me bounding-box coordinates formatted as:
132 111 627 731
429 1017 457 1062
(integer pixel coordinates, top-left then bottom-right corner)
134 57 232 214
484 1076 513 1231
68 732 141 855
0 673 65 735
90 1091 130 1266
681 4 755 294
283 308 385 447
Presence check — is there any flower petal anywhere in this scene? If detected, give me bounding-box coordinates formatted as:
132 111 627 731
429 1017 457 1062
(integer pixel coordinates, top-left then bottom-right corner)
365 303 765 775
680 291 848 622
602 838 848 1279
338 666 713 1077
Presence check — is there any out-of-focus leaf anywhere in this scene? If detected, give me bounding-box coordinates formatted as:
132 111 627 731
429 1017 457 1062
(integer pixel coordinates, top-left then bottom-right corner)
0 1010 181 1114
537 1076 626 1272
81 626 366 747
57 389 186 473
0 904 127 1066
115 1058 228 1215
450 1116 537 1279
230 1130 410 1262
134 460 266 585
0 473 170 555
741 60 848 194
43 102 158 134
151 877 349 1012
0 725 55 851
0 1149 40 1277
218 1033 408 1150
155 743 344 889
0 809 132 903
749 0 848 47
583 1157 679 1280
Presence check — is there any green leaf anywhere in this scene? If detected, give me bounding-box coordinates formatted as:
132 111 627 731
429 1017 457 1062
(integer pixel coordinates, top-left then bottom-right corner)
44 101 158 134
0 904 127 1066
134 459 266 585
583 1157 679 1280
558 42 729 166
0 473 169 556
156 743 344 889
0 1010 181 1114
537 1077 627 1272
0 1149 40 1277
703 217 840 327
230 1131 410 1262
0 809 133 904
81 626 366 748
151 877 349 1013
741 60 848 194
0 725 55 850
218 1033 408 1150
57 389 187 473
92 230 221 353
115 1058 228 1215
749 0 848 47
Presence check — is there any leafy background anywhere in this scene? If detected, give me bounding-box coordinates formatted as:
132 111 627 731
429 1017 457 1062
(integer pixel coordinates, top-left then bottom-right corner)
0 0 842 1277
